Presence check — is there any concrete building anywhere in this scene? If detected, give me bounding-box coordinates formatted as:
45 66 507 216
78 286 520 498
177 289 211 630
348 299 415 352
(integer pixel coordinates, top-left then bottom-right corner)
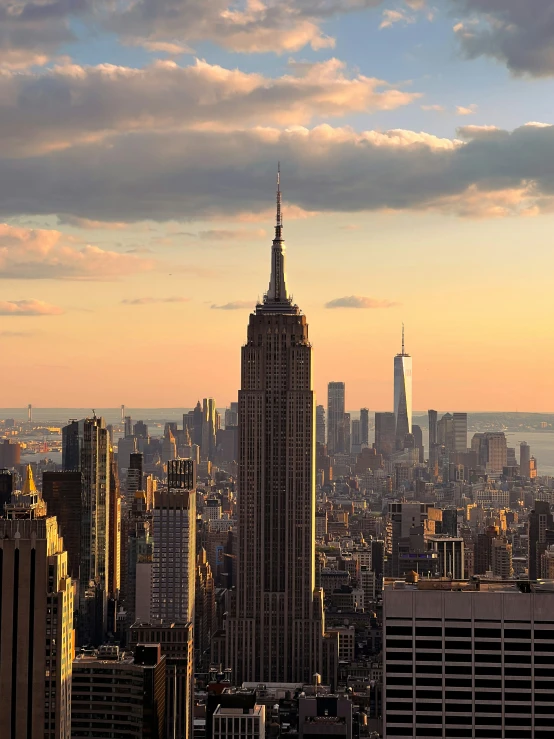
0 438 21 467
528 501 553 580
491 537 513 579
383 577 554 739
212 704 265 739
151 489 196 623
0 482 73 739
42 471 83 581
387 502 435 578
453 412 468 453
520 441 531 478
316 405 326 445
328 382 346 455
71 644 165 739
62 416 111 644
227 172 326 685
129 622 193 739
375 412 397 457
394 325 412 446
360 408 370 448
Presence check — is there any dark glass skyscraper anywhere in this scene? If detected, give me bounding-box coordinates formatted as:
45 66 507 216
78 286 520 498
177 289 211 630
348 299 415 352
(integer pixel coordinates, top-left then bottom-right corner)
227 171 324 683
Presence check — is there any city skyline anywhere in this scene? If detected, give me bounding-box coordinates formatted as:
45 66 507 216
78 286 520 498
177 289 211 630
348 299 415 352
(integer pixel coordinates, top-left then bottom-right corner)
1 3 554 411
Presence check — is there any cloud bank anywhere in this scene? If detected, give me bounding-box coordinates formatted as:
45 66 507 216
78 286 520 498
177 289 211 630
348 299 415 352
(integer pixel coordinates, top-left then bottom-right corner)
0 58 418 155
122 297 190 305
1 123 554 222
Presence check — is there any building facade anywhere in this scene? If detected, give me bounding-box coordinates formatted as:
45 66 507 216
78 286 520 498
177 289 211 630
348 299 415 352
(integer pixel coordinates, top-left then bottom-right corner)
383 578 554 739
328 382 346 455
393 327 412 446
226 172 325 684
0 513 73 739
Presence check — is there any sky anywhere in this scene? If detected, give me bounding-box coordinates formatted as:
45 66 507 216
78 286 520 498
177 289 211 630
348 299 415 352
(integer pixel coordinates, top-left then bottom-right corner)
1 0 554 411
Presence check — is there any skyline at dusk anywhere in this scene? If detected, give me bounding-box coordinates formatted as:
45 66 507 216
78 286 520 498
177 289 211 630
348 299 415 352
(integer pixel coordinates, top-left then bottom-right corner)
2 1 554 410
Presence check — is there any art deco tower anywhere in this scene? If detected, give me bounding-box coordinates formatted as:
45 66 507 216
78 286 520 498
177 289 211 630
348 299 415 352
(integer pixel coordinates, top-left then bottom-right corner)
394 325 412 446
227 170 324 684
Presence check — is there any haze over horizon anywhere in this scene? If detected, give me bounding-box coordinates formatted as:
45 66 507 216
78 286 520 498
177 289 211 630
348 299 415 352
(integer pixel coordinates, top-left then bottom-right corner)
1 0 554 411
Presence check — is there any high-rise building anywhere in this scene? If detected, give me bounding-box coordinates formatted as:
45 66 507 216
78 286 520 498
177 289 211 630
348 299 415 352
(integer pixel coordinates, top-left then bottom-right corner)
167 458 196 491
412 424 424 463
133 420 148 439
195 549 215 670
0 479 73 739
328 382 346 455
124 415 133 437
0 439 21 467
227 171 325 684
360 408 369 448
161 428 177 464
0 467 15 508
126 452 144 506
129 623 193 739
374 412 396 457
387 502 434 578
71 644 166 739
351 418 361 455
528 501 554 580
42 471 83 581
62 416 111 644
491 536 513 579
428 409 438 448
520 441 531 478
471 432 508 473
202 398 217 461
453 412 468 453
316 404 326 445
383 577 554 739
426 535 465 579
344 411 351 454
150 489 196 623
393 325 412 445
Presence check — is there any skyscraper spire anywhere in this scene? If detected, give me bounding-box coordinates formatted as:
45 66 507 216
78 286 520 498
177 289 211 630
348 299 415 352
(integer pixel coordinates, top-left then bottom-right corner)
265 164 289 305
275 162 282 240
402 323 405 355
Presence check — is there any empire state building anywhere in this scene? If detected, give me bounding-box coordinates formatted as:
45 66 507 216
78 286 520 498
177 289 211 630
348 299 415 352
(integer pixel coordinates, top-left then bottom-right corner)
226 171 325 684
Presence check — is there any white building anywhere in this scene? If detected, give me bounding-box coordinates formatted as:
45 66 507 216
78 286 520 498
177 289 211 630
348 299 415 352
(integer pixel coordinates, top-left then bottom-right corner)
393 326 412 444
383 578 554 739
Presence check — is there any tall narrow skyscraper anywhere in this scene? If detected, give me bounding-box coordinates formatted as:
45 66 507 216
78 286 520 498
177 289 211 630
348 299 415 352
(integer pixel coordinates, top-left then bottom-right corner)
328 382 346 454
393 325 412 446
227 170 324 684
62 416 111 644
360 408 369 448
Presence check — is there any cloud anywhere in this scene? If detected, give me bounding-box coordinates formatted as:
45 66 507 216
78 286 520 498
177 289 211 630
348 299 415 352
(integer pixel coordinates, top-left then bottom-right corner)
379 9 414 29
2 122 554 222
0 299 63 316
211 301 255 310
0 0 90 70
325 295 398 309
456 104 478 116
421 104 445 112
0 58 420 156
108 0 385 55
451 0 554 77
0 224 155 279
122 297 190 305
